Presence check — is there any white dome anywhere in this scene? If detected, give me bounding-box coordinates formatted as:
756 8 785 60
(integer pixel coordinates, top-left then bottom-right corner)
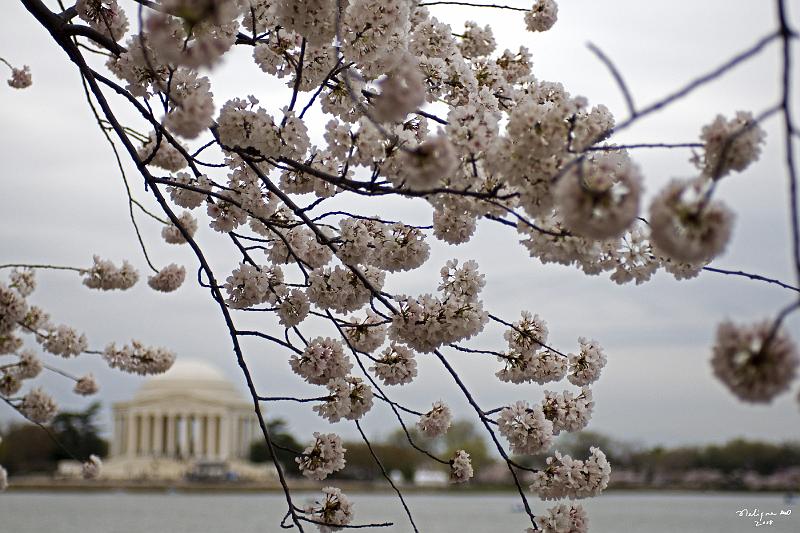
133 359 248 405
151 359 227 382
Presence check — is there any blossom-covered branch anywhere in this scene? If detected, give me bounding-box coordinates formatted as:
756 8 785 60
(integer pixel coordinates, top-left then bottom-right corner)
5 1 799 532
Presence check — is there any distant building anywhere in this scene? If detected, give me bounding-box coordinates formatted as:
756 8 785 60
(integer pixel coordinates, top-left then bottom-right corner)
413 468 448 486
99 359 275 481
111 359 257 460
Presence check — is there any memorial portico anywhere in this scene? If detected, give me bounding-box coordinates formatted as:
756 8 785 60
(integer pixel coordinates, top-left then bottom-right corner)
111 360 258 461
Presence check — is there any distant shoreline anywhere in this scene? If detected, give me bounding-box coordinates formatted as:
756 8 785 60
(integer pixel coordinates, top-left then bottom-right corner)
5 477 795 495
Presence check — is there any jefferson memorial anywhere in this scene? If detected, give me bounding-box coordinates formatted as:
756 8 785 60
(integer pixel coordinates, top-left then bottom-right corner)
101 359 276 481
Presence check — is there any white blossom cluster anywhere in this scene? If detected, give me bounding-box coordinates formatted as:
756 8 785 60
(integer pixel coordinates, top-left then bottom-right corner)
208 196 249 234
142 0 240 69
102 340 176 375
697 111 766 179
417 401 452 438
6 65 32 89
267 226 333 269
1 275 87 402
497 401 554 455
19 387 58 424
541 388 594 435
459 21 496 58
371 224 431 272
87 0 771 308
395 135 459 191
81 454 102 479
337 218 431 272
161 211 198 244
0 331 24 357
273 0 338 47
554 152 642 240
138 132 188 172
529 447 611 501
82 255 138 291
277 289 311 328
313 376 374 423
711 320 798 403
147 264 186 293
0 281 28 336
491 84 610 221
525 0 559 32
161 71 215 139
497 350 568 385
342 310 387 353
497 312 571 385
505 311 549 354
518 214 700 286
223 263 285 309
498 109 764 286
74 374 99 396
567 338 607 387
649 178 734 264
167 172 211 208
369 343 418 386
372 60 426 124
13 351 43 381
290 337 352 385
0 373 21 397
297 432 347 481
341 0 412 79
9 268 36 297
76 0 128 41
304 486 354 532
39 324 89 358
646 111 764 266
449 449 474 483
532 503 589 533
390 260 488 352
308 266 385 314
217 97 283 157
106 32 167 97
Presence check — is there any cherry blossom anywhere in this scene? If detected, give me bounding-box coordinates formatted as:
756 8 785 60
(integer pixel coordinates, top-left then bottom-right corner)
297 433 347 481
711 320 798 403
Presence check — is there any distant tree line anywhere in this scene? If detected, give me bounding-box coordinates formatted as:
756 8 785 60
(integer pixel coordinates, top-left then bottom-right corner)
549 431 800 477
251 423 800 483
251 419 492 482
0 402 107 475
3 407 797 484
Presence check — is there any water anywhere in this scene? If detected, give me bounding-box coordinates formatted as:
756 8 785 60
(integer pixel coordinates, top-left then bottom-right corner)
0 491 796 532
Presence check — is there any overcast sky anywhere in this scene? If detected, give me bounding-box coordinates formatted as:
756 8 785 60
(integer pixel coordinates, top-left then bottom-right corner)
1 0 798 449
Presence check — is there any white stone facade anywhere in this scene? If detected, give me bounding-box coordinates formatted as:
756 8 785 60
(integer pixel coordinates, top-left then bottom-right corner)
111 360 259 461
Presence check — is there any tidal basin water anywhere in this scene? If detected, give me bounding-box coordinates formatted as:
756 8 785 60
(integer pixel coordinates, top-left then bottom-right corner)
0 491 796 532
